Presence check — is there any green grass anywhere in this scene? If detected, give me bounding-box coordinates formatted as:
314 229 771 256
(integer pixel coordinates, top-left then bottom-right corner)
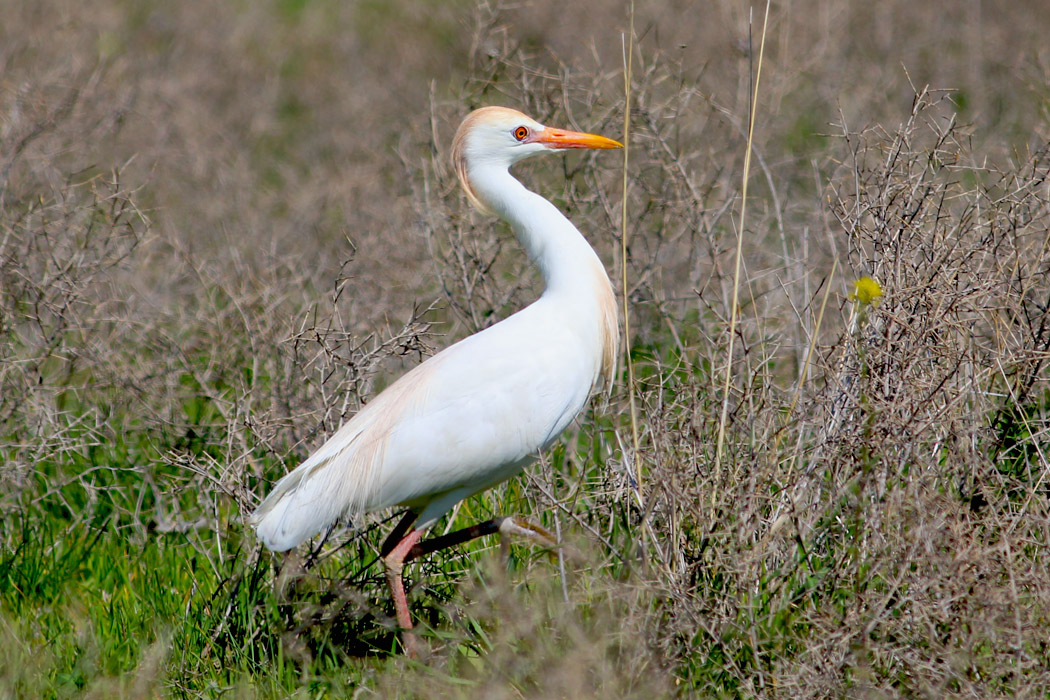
0 441 648 697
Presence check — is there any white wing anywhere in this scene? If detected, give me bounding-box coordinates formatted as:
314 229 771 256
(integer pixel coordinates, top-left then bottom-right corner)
250 298 597 551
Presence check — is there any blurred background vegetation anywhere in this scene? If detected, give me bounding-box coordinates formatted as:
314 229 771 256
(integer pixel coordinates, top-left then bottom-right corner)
3 0 1050 697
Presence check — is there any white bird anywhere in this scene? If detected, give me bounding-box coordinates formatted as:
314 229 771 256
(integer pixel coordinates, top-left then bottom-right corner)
250 106 622 655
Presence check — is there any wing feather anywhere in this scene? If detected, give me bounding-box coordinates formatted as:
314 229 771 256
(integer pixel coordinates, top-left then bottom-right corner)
250 301 599 551
250 356 444 551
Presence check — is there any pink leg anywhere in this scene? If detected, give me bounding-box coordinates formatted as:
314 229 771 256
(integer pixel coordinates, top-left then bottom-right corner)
382 527 425 657
377 512 558 657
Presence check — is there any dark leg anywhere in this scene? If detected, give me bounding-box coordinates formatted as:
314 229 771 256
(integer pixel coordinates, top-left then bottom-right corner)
405 515 558 565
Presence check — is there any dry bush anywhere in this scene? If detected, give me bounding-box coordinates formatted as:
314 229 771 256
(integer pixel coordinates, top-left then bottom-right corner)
0 67 149 513
630 90 1050 697
0 0 458 524
371 553 673 700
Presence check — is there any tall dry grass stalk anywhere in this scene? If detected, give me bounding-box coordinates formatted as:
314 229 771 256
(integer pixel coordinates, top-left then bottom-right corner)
714 0 772 479
619 0 644 524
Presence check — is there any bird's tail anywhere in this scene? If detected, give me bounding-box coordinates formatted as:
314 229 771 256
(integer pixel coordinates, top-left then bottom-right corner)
249 426 389 551
249 457 341 551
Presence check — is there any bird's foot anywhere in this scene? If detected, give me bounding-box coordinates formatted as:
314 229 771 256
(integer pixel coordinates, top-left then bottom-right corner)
497 515 559 561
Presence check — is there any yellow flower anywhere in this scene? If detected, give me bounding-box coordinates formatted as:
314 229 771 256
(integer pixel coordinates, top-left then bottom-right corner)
851 276 883 305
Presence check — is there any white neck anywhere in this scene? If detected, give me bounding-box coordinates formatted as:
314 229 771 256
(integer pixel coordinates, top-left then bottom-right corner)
465 161 619 392
468 164 605 297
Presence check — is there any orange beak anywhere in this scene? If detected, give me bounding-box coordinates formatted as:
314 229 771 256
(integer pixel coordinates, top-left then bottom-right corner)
533 126 623 150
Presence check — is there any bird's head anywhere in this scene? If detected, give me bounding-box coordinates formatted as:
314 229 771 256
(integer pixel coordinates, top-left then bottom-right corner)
451 106 622 214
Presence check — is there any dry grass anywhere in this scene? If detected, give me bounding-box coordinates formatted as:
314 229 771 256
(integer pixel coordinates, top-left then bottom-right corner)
3 0 1050 697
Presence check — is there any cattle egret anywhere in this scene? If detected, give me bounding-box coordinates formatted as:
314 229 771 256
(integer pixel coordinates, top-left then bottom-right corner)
251 106 622 655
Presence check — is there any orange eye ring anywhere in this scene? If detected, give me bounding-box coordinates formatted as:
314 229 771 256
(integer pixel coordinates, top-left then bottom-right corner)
513 126 530 141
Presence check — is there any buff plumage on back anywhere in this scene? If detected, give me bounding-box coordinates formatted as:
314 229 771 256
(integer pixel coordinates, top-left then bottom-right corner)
250 360 442 551
593 260 619 396
250 409 388 551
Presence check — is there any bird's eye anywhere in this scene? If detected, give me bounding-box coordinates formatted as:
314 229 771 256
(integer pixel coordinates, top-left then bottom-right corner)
513 126 530 141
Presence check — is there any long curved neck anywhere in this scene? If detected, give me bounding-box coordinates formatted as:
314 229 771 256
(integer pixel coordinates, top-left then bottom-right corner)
469 164 604 296
467 163 619 391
